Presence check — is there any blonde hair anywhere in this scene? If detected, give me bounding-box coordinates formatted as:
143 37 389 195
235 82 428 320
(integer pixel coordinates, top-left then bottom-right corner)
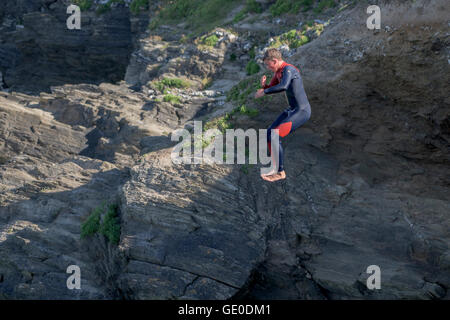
263 48 282 61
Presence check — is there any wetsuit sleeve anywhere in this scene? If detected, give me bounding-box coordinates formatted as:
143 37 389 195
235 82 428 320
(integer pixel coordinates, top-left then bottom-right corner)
262 75 279 89
263 67 293 94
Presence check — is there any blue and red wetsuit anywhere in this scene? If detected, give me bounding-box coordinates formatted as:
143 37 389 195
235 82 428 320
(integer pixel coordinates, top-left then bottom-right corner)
263 61 311 172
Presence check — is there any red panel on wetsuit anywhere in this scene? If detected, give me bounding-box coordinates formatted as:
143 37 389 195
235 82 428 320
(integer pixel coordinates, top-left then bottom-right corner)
263 62 300 89
275 122 292 137
284 62 300 73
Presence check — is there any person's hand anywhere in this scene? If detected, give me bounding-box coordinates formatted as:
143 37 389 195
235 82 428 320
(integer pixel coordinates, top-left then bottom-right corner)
260 75 267 88
255 89 265 99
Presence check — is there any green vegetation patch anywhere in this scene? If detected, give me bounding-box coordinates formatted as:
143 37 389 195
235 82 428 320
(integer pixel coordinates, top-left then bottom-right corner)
202 77 213 89
95 0 125 15
99 203 121 245
160 77 190 89
199 104 259 158
232 0 263 23
269 0 304 16
73 0 93 11
236 104 259 117
337 3 350 13
246 60 260 75
227 74 265 105
93 0 148 15
203 104 258 138
152 77 190 92
203 34 219 47
226 72 275 109
282 29 309 48
149 18 160 30
245 0 263 13
302 21 325 36
204 114 234 134
240 163 254 174
153 0 241 36
192 133 215 149
313 0 336 14
81 204 102 238
130 0 149 14
232 10 247 24
249 46 256 59
81 202 121 245
269 28 309 49
269 0 336 16
163 94 182 104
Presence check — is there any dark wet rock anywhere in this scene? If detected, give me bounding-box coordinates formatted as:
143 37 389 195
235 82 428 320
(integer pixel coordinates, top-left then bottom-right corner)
0 0 449 300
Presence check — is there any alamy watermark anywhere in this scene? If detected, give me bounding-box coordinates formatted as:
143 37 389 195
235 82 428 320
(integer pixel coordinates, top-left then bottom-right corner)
66 265 81 290
367 5 381 30
366 265 381 290
67 5 81 30
171 121 281 175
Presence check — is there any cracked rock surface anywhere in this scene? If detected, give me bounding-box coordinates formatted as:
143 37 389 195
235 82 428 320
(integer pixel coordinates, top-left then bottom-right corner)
0 0 449 299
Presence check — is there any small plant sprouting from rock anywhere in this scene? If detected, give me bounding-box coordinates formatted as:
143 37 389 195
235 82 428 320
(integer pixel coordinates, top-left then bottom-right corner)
154 77 190 91
237 104 259 117
163 94 182 104
95 0 125 15
130 0 149 14
269 29 310 49
157 0 241 35
180 34 189 43
269 0 337 16
81 201 121 245
73 0 93 11
245 0 263 14
249 46 256 59
313 0 336 14
149 18 160 30
151 77 190 95
203 34 219 47
232 10 247 23
232 0 263 23
268 0 318 16
270 0 303 16
241 163 254 175
204 114 233 134
162 78 190 88
227 74 271 105
203 104 258 140
246 60 260 75
81 204 102 238
99 203 121 245
202 77 213 89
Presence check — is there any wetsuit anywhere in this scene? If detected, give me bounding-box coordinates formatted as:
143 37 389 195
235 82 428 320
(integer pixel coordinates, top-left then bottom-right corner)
263 61 311 172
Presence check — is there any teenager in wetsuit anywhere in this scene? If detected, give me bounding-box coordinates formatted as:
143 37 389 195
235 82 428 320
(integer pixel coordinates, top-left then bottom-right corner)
254 48 311 182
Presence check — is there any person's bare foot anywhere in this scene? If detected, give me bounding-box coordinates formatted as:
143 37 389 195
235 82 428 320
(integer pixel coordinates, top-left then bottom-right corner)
262 170 286 182
260 169 277 177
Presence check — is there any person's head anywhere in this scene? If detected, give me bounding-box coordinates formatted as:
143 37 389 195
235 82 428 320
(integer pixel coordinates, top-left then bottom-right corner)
263 48 284 72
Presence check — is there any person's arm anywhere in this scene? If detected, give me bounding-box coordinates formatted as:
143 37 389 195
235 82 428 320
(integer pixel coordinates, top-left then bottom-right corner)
262 74 279 89
263 67 294 94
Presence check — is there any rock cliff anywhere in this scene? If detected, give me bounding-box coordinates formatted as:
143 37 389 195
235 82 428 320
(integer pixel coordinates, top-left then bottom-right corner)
0 0 449 299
